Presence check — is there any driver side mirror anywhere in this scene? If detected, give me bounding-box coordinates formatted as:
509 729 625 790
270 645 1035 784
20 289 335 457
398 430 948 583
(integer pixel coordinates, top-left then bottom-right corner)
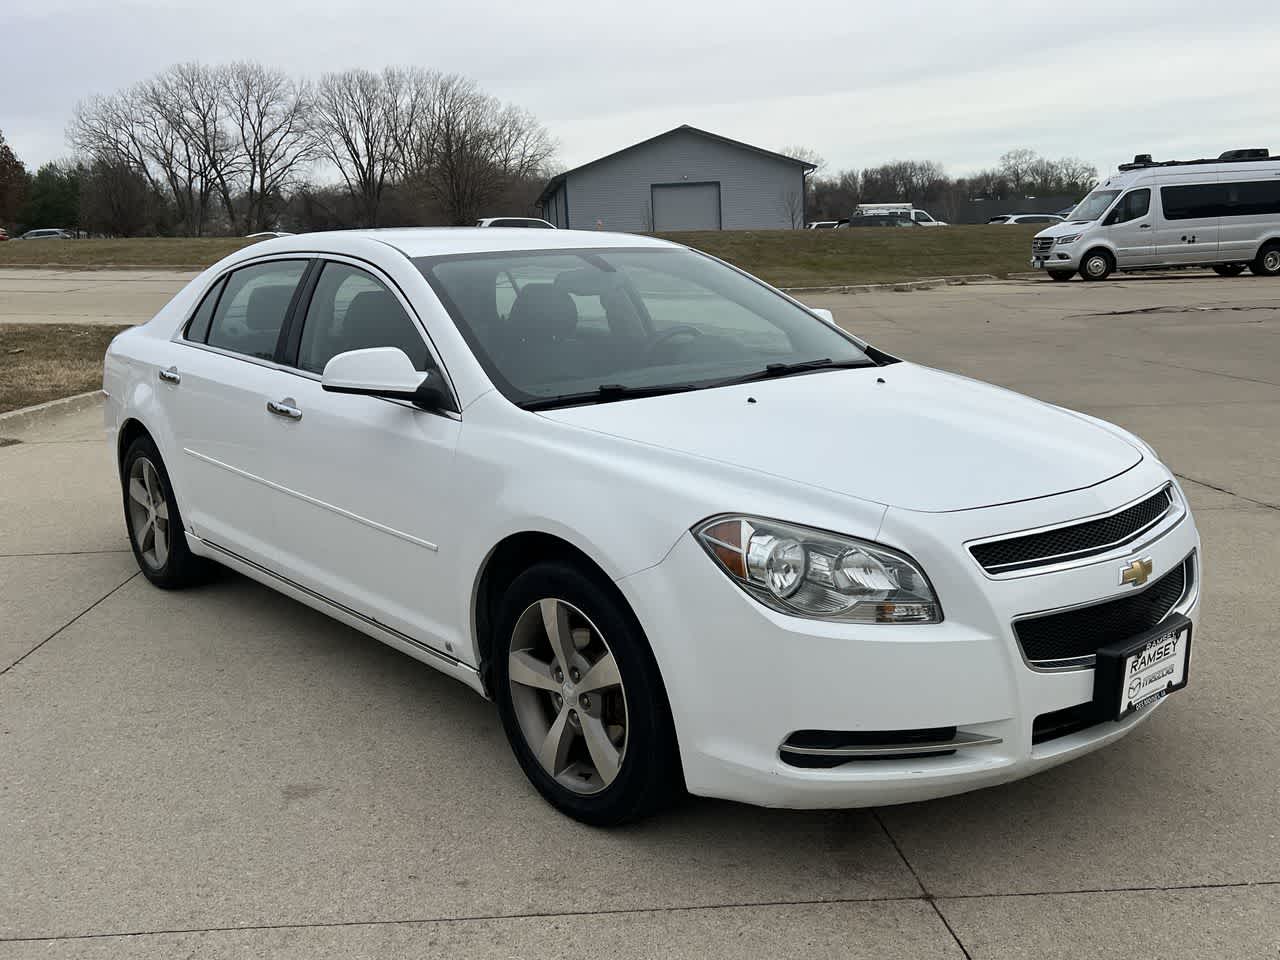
321 347 455 413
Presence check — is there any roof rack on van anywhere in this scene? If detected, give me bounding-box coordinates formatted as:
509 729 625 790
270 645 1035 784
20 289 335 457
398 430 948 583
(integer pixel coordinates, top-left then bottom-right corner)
1118 148 1276 171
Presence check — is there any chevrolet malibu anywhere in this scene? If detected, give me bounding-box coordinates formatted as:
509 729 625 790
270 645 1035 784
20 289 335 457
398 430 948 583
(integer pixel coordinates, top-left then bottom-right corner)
103 229 1201 825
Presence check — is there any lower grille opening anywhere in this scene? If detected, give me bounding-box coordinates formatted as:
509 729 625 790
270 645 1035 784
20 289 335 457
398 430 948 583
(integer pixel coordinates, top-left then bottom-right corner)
781 727 959 768
1032 703 1107 745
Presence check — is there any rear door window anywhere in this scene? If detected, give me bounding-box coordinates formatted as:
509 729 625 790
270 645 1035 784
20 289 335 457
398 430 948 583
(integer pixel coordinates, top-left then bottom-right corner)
206 260 308 361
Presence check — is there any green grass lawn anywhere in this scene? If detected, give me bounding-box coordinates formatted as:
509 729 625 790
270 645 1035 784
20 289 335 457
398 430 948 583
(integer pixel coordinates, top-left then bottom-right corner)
662 225 1039 287
0 226 1040 286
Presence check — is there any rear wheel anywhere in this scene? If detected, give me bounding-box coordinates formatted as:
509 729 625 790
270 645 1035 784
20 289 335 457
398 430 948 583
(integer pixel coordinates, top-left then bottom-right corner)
121 436 210 588
1212 264 1246 277
493 562 681 825
1248 244 1280 277
1047 269 1076 282
1080 249 1114 281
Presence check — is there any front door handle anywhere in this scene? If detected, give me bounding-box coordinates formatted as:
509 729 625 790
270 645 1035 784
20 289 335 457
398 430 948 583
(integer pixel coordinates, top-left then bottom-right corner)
158 366 181 385
266 398 302 421
1138 223 1151 230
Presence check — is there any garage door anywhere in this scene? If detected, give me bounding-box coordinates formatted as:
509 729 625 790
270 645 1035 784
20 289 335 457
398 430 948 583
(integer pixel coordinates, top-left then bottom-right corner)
651 182 721 231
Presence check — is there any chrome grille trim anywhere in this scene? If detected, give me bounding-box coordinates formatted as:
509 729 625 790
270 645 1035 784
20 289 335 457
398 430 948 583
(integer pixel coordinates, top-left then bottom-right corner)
968 484 1179 578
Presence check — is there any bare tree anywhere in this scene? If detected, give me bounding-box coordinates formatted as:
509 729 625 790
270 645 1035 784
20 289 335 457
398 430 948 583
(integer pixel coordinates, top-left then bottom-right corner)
779 144 825 173
407 74 555 225
312 68 401 226
221 62 316 233
998 148 1038 192
779 188 804 228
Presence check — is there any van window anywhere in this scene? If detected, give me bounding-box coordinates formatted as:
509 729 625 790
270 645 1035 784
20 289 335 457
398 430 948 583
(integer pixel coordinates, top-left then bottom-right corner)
1107 189 1150 225
1161 184 1228 221
1224 180 1280 217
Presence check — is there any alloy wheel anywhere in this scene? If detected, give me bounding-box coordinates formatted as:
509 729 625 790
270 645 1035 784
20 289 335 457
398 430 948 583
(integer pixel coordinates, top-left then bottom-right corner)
1265 249 1280 273
507 598 628 795
127 456 170 569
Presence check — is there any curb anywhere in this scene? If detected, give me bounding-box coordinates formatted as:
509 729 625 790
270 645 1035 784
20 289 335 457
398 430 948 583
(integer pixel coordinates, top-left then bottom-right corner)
781 274 1002 295
0 390 104 434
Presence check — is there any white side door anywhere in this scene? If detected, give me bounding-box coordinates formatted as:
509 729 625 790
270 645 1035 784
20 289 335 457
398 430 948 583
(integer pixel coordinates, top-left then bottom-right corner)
257 259 464 656
166 257 311 567
1218 171 1280 262
1101 188 1156 266
1153 175 1221 264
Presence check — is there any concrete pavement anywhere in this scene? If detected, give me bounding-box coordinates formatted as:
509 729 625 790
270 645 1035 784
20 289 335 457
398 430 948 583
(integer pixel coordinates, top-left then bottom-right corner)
0 268 199 326
2 272 1278 958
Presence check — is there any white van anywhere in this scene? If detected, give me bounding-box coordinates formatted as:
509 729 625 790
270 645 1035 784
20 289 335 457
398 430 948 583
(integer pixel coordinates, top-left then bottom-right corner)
852 203 948 226
1031 149 1280 281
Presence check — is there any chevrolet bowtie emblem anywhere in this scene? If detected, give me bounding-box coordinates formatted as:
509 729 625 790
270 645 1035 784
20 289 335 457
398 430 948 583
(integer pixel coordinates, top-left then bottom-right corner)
1120 557 1154 587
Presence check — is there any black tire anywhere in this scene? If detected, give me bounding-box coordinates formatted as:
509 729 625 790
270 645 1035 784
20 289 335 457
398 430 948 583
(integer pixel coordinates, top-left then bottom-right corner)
1079 249 1114 281
493 561 682 825
120 435 211 589
1212 264 1246 277
1248 243 1280 277
1047 269 1076 282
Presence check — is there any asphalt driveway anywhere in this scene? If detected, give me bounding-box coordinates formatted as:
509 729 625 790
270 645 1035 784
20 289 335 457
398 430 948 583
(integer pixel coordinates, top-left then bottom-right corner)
1 274 1278 958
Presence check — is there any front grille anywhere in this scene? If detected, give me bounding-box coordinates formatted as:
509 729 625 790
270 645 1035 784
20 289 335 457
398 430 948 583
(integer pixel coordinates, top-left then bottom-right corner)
1032 237 1055 254
972 486 1174 574
1015 554 1192 666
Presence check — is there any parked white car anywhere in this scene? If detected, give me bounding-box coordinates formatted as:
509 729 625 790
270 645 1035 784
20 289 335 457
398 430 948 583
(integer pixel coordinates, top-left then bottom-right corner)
987 214 1066 225
1032 148 1280 280
104 228 1200 824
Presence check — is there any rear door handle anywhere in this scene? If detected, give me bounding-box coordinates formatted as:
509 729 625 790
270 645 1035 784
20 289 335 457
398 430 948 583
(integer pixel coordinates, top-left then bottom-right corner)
158 366 181 384
266 398 302 421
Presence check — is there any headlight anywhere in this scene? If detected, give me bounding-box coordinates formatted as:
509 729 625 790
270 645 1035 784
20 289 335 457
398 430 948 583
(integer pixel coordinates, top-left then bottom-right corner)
694 516 941 623
1056 234 1081 245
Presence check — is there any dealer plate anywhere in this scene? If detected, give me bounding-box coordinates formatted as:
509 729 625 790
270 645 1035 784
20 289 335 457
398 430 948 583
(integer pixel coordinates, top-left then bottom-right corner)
1094 616 1192 721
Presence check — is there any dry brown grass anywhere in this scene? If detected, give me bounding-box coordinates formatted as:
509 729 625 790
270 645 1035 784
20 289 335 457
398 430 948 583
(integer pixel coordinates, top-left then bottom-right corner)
0 237 261 269
0 323 130 414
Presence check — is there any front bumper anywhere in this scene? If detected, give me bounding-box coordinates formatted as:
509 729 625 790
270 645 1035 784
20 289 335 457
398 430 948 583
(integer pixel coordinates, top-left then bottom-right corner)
1031 244 1081 269
616 459 1200 809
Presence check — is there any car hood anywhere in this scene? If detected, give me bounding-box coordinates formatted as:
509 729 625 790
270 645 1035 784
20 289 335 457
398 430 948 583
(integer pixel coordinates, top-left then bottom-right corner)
1035 220 1095 239
540 363 1142 513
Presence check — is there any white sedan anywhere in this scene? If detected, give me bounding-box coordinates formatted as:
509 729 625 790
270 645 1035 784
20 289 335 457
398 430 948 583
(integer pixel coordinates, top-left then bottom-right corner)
104 228 1201 824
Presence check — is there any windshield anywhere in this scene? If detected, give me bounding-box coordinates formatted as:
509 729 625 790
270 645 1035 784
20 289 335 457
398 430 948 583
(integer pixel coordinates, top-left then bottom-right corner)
1067 189 1121 222
417 247 872 407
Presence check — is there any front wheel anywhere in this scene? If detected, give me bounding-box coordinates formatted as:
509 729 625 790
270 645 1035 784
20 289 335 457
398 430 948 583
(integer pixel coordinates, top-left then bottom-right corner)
1213 264 1246 277
121 435 211 588
1047 269 1076 282
493 562 681 825
1080 249 1114 281
1248 244 1280 277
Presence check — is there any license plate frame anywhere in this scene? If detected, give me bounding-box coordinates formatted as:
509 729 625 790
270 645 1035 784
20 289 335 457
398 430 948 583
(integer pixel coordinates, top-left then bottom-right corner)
1093 615 1192 721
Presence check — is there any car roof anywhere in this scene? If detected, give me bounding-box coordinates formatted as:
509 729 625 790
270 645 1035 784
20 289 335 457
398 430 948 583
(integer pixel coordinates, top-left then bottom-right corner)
240 227 677 261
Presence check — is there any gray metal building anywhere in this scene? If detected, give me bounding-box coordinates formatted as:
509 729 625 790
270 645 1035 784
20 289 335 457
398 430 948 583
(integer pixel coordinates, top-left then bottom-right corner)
538 126 815 232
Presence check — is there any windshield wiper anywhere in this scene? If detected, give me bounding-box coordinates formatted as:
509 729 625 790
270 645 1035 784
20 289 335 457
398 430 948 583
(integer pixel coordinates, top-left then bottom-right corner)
709 357 875 387
521 382 699 411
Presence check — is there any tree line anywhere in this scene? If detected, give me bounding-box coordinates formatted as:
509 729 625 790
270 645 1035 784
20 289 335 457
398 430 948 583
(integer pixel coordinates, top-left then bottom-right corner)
801 149 1100 223
0 62 555 237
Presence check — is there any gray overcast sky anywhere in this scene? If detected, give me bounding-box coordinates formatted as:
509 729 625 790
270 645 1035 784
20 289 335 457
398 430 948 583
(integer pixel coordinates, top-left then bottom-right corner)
3 0 1277 180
